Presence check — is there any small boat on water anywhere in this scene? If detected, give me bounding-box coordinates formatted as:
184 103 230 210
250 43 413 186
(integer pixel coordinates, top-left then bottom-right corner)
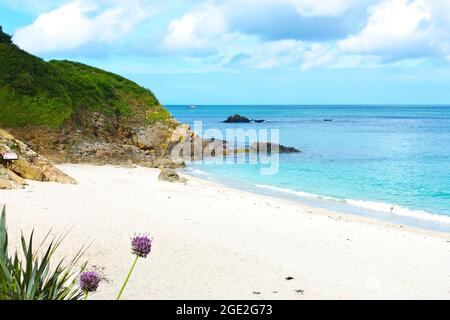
189 105 197 109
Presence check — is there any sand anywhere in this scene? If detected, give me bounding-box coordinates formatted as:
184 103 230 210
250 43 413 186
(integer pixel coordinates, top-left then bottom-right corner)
1 164 449 300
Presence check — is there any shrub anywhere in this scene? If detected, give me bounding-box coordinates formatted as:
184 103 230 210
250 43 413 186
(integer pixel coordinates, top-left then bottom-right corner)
0 204 154 300
146 108 172 125
0 205 88 300
0 26 165 129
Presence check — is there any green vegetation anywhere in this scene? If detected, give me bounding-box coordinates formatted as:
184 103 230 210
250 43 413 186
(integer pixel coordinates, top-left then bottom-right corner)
0 27 12 45
0 206 87 300
146 107 172 125
0 27 169 128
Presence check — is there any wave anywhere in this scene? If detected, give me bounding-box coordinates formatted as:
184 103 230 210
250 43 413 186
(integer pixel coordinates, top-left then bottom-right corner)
254 184 450 225
188 169 208 176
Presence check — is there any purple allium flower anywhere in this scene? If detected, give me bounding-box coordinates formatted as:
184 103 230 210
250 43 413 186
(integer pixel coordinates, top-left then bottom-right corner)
131 234 152 258
79 271 101 293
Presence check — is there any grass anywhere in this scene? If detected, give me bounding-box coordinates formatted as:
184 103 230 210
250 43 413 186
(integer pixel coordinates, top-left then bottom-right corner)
0 27 170 129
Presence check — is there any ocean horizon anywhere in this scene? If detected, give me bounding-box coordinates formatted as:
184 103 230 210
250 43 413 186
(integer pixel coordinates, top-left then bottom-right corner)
168 105 450 232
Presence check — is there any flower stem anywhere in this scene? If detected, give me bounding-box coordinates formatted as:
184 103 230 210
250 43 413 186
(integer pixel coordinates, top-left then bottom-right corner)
116 256 139 300
84 292 88 300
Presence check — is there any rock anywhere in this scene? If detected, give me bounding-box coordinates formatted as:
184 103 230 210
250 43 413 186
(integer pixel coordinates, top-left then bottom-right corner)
8 157 46 181
158 168 187 183
5 168 27 186
0 168 27 189
170 124 191 143
223 115 251 123
0 167 15 189
6 111 190 168
0 177 13 190
133 125 170 150
278 145 301 153
6 152 77 184
223 115 266 123
250 142 301 154
0 129 77 188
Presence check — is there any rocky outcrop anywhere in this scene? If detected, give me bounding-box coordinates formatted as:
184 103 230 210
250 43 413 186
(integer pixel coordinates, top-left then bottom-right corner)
133 124 171 151
223 115 251 123
158 168 187 183
169 136 301 161
67 141 176 167
0 166 27 189
250 142 301 154
1 29 189 169
7 111 194 168
0 129 77 189
223 115 266 123
169 124 191 143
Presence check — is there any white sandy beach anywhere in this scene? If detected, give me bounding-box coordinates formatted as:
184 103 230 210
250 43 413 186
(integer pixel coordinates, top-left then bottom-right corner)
1 164 449 300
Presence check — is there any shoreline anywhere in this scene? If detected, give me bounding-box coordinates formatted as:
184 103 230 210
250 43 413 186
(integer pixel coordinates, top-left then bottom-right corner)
181 171 450 241
182 167 450 235
1 164 449 299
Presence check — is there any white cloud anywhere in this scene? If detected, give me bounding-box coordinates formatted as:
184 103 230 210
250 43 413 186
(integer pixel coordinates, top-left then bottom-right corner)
10 0 450 71
13 0 151 54
224 39 337 71
163 4 227 53
160 0 358 70
300 44 337 71
339 0 450 61
162 0 371 54
246 40 306 69
164 0 372 51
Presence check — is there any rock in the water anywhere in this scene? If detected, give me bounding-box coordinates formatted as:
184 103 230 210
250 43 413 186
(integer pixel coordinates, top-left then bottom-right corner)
0 129 77 188
223 115 251 123
158 168 187 183
250 142 300 154
223 115 266 123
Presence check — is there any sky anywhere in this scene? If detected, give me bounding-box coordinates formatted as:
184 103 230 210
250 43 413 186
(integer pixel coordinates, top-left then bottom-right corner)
1 0 450 105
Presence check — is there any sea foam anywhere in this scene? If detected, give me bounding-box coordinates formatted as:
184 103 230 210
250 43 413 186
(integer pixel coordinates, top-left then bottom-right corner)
255 184 450 225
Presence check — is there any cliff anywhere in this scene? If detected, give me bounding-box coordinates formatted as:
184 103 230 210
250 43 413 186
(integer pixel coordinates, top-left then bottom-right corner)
0 26 191 166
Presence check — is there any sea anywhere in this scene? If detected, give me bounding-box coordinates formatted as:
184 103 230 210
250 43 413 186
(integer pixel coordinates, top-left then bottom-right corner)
166 105 450 233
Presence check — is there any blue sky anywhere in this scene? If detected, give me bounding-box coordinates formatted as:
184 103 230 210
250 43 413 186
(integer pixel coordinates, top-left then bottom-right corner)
2 0 450 105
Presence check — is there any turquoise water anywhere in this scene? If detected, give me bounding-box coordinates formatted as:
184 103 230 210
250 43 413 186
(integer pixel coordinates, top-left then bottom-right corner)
167 105 450 231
